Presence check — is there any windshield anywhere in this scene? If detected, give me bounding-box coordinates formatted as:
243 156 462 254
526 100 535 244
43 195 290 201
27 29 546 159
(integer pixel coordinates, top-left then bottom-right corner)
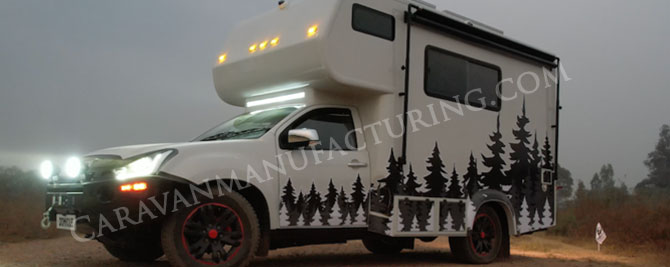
195 106 299 142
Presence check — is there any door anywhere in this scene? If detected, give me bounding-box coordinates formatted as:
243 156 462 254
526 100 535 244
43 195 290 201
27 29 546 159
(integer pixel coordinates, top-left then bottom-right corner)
277 107 370 228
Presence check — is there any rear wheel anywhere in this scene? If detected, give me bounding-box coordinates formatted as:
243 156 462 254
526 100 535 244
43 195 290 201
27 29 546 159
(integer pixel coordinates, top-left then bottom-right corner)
449 206 503 264
161 191 260 267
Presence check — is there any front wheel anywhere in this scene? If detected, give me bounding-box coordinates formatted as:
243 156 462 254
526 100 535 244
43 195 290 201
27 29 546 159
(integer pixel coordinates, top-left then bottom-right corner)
161 191 260 267
449 206 503 264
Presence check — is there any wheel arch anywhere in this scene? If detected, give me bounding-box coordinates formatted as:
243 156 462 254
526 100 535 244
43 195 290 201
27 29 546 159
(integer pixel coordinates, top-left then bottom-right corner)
471 190 517 236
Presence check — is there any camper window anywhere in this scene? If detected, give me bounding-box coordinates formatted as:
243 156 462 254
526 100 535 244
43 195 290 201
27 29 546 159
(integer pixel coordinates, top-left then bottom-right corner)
424 46 502 111
280 108 358 151
352 4 395 41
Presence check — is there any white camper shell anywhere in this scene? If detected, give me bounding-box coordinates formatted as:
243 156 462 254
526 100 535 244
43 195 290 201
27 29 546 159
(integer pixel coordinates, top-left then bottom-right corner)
44 0 560 265
213 0 558 238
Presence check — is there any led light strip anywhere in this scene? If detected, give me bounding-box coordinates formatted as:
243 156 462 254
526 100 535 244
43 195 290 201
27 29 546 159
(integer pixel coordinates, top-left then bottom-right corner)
246 92 306 108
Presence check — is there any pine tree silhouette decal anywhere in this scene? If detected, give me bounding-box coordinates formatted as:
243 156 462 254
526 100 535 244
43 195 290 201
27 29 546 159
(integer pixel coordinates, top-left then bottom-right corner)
541 135 555 223
279 202 290 227
399 198 415 231
443 209 454 231
416 199 433 231
304 182 322 226
481 115 507 191
403 164 421 196
329 200 343 226
292 192 305 226
324 179 338 210
518 196 531 233
350 175 366 212
463 152 480 198
542 198 553 226
321 179 338 225
378 149 403 196
446 164 464 198
439 200 449 231
528 133 542 222
281 178 296 213
507 98 532 221
337 186 349 225
424 143 448 197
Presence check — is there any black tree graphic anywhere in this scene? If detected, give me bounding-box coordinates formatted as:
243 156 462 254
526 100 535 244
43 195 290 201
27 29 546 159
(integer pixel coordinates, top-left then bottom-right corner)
416 199 433 231
399 198 415 231
424 143 448 197
350 174 366 211
463 152 480 198
304 182 322 226
281 178 296 211
292 191 305 226
403 164 422 196
337 186 349 225
446 165 464 198
528 134 542 224
481 115 507 191
541 135 555 222
378 149 403 195
507 99 533 221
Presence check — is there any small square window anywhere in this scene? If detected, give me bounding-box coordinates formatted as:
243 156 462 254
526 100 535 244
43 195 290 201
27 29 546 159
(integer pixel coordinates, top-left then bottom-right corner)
352 4 395 41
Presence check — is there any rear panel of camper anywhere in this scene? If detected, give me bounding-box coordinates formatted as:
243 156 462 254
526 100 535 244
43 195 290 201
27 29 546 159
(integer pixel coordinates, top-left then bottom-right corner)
364 1 559 237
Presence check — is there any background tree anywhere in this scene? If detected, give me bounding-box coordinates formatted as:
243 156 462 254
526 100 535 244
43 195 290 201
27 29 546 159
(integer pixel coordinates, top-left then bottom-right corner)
556 165 575 204
575 180 587 200
590 173 602 191
424 143 448 197
463 153 480 198
481 115 507 191
637 124 670 192
599 164 616 190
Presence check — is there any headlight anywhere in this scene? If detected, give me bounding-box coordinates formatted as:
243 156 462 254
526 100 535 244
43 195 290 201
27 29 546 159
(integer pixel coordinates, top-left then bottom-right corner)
64 157 83 178
114 151 174 181
40 160 54 180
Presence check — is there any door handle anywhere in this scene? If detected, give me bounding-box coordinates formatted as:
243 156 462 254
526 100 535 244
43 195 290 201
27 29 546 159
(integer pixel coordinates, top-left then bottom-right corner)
348 160 368 168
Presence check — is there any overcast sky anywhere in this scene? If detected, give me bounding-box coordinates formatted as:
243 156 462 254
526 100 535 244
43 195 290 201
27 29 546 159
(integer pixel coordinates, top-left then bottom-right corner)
1 0 669 187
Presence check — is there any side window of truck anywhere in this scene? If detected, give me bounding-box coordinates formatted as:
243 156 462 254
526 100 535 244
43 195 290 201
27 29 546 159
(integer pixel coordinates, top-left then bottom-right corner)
281 108 358 151
352 3 395 41
424 46 502 111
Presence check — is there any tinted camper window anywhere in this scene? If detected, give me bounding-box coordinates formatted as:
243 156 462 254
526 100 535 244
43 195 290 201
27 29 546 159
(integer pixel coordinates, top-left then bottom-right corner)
352 4 395 41
425 46 502 111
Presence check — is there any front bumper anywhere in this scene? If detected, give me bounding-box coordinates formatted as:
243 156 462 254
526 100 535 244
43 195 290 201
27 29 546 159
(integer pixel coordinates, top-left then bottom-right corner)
45 176 185 235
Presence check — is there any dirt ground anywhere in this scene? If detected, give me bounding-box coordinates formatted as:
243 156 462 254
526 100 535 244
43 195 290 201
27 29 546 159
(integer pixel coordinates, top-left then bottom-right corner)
0 233 665 267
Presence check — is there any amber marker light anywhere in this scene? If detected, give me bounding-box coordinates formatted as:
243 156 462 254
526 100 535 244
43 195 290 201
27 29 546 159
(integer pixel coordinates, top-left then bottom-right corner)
249 44 258 53
259 41 268 50
218 53 227 64
307 25 319 38
120 182 148 192
271 37 280 47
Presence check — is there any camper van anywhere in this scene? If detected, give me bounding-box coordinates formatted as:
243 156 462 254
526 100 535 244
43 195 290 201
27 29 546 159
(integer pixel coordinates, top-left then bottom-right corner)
41 0 560 266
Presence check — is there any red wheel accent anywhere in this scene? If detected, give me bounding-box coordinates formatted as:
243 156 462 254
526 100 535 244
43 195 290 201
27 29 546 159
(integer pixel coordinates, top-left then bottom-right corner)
180 203 245 265
469 213 497 257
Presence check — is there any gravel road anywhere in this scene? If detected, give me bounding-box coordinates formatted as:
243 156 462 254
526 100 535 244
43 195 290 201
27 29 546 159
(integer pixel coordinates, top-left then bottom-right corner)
0 234 660 267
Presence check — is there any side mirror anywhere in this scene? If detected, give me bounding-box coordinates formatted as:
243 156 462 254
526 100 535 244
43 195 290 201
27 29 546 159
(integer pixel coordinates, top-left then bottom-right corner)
287 128 320 148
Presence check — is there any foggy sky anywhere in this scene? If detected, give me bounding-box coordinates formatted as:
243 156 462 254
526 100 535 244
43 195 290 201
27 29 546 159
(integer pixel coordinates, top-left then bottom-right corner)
1 0 669 187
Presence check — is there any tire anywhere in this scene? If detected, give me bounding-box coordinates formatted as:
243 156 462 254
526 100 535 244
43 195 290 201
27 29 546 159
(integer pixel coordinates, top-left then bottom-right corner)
362 235 406 255
449 206 503 264
161 190 260 267
101 238 164 262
